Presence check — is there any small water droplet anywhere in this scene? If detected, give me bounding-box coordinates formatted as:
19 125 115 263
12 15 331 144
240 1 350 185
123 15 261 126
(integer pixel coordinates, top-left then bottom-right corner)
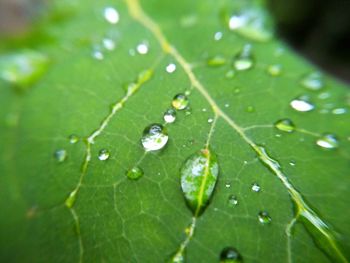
102 38 116 51
54 149 67 163
267 64 282 76
225 182 231 188
233 44 254 71
228 195 238 207
290 96 315 112
126 166 144 180
251 183 260 192
98 149 110 161
332 108 347 115
225 103 230 108
103 7 119 24
318 92 331 100
225 70 235 79
228 7 273 42
208 118 214 123
274 118 295 133
141 124 168 151
234 88 241 94
92 48 104 60
214 31 223 41
289 160 296 166
69 134 79 144
163 108 176 123
220 247 243 262
172 93 189 110
300 72 324 91
246 106 255 113
258 211 271 224
136 42 149 55
316 134 339 149
166 63 176 73
207 55 226 66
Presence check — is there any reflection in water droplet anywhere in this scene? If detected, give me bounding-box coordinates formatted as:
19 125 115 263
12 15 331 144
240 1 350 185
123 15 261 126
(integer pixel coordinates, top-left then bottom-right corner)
54 149 67 163
126 166 144 180
258 211 271 224
98 149 110 161
69 134 79 144
228 7 273 42
267 64 282 76
316 134 339 149
290 96 315 112
164 108 176 123
214 31 223 41
166 63 176 73
141 123 168 151
136 42 149 55
251 183 260 192
233 44 254 71
207 55 226 66
103 7 119 24
172 93 189 110
274 118 295 133
102 38 116 51
300 72 324 91
228 195 238 207
220 247 243 262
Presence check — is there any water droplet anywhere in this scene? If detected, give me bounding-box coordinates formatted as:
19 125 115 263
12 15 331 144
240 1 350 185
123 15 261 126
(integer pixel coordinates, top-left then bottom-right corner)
246 106 255 113
225 182 231 188
136 42 149 55
169 252 184 263
318 92 331 100
54 149 67 163
207 55 226 67
225 103 230 108
267 64 282 76
208 118 214 123
258 211 271 224
126 166 144 180
166 63 176 73
228 7 273 42
0 50 49 89
163 108 176 123
228 195 238 207
98 149 110 161
141 124 168 151
181 148 219 216
290 96 315 112
233 44 254 71
220 247 243 262
225 70 235 79
234 88 241 94
274 118 295 133
316 134 339 149
172 93 189 110
102 38 116 51
68 134 79 144
103 7 119 24
92 48 104 60
251 183 260 192
300 72 324 91
214 31 223 41
332 108 347 115
289 160 296 166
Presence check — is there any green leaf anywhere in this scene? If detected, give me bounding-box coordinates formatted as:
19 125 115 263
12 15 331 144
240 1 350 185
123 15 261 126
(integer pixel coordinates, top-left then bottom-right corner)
1 0 350 262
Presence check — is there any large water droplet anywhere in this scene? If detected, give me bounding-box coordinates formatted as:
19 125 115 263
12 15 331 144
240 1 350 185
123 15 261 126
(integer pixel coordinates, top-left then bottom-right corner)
258 211 271 224
228 195 238 207
228 7 273 42
181 148 219 216
300 72 324 91
126 166 144 180
164 108 176 123
290 96 315 112
54 149 67 163
274 118 295 133
141 124 168 151
251 183 260 192
98 149 110 161
220 247 243 262
172 93 189 110
103 7 119 24
69 134 79 144
0 50 49 89
316 134 339 149
233 44 254 71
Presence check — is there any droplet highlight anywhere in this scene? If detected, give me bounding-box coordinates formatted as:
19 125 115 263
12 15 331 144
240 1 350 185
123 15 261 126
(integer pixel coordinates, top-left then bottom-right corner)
103 7 119 24
274 118 295 133
316 134 339 149
228 195 238 207
251 183 260 192
258 211 271 224
290 96 315 112
68 134 79 144
233 44 254 71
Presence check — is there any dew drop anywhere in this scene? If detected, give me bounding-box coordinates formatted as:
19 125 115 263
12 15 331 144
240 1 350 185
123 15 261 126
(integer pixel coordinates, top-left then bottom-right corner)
274 118 295 133
207 55 226 67
251 183 260 192
163 108 176 123
267 64 282 76
98 149 110 161
316 134 339 149
166 63 176 73
141 123 168 151
228 195 238 207
300 72 324 91
258 211 271 224
68 134 79 144
220 247 243 262
126 166 144 180
103 7 119 24
225 182 231 188
289 160 296 166
290 96 315 112
332 108 347 115
225 70 235 79
102 38 116 51
92 48 104 60
246 106 255 113
228 7 273 42
54 149 67 163
233 44 254 71
214 31 223 41
136 42 149 55
172 93 189 110
225 103 230 108
208 118 214 123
